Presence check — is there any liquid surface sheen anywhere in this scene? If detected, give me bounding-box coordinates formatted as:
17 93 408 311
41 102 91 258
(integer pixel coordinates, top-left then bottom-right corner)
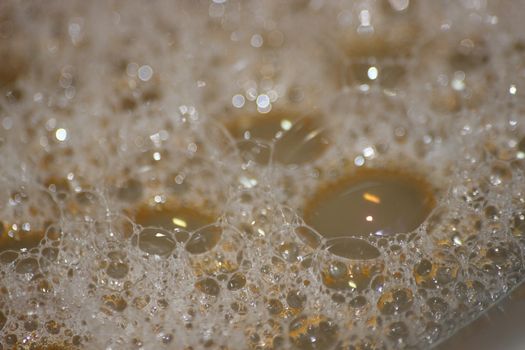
304 169 435 238
228 111 329 165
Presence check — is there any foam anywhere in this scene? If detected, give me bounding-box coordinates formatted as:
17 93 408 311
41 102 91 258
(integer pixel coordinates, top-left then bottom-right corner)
0 0 525 349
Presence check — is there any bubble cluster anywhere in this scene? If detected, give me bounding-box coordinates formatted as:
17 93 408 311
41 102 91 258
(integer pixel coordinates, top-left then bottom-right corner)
0 1 525 349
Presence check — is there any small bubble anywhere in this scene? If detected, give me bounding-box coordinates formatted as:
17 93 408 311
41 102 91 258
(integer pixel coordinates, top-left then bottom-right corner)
452 234 463 246
250 34 263 48
160 333 173 344
138 228 176 256
377 288 414 315
15 257 39 275
188 142 198 153
195 277 220 296
138 65 153 82
289 315 338 350
387 321 409 341
388 0 410 11
232 94 245 108
363 146 375 158
367 66 378 80
132 295 151 310
490 163 512 186
286 290 306 309
321 254 382 291
267 299 283 315
294 226 322 248
349 295 368 308
2 117 12 130
106 260 129 279
256 94 270 109
5 333 17 345
354 155 365 166
45 320 61 335
185 225 222 254
451 71 466 91
427 297 448 318
55 128 68 141
227 272 246 290
277 242 300 262
102 294 127 312
326 237 380 260
126 62 139 77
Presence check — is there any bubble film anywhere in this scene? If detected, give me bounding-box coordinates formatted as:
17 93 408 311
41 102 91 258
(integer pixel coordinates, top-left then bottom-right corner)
1 1 525 349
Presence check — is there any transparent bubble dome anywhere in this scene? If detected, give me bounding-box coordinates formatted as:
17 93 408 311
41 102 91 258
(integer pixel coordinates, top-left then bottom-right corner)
0 1 525 349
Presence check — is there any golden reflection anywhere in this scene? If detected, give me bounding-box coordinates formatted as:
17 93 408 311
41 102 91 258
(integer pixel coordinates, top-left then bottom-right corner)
363 192 381 204
171 217 188 228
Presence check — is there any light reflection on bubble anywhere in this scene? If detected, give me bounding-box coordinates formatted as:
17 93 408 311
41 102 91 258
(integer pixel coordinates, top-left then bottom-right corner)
138 65 153 82
367 66 378 80
55 128 67 141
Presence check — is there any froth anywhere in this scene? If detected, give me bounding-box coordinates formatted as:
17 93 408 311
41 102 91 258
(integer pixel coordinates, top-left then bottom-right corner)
0 1 525 349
